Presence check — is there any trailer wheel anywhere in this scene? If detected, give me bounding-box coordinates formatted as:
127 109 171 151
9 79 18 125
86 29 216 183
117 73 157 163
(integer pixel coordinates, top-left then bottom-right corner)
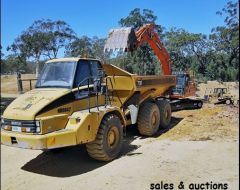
137 102 160 136
197 101 203 108
157 100 172 129
226 99 231 105
86 114 123 161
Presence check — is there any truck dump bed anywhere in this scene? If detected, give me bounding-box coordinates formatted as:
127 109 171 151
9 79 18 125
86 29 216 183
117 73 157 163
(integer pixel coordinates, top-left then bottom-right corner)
102 64 176 107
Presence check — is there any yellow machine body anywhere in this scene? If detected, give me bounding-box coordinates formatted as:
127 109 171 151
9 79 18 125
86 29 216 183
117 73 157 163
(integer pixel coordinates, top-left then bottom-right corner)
1 58 176 150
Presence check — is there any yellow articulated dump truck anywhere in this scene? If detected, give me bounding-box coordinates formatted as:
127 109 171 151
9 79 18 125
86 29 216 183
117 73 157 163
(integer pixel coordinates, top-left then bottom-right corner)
1 57 176 161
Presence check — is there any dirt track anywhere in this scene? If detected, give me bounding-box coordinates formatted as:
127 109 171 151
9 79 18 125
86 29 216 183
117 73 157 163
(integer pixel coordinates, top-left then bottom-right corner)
1 104 239 190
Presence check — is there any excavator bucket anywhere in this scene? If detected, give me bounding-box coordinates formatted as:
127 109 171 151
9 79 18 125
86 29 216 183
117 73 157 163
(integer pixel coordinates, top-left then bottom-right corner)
104 27 137 53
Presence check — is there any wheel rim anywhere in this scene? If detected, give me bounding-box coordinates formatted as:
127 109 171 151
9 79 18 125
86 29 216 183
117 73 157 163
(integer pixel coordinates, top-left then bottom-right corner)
151 111 158 126
107 126 119 148
165 110 168 118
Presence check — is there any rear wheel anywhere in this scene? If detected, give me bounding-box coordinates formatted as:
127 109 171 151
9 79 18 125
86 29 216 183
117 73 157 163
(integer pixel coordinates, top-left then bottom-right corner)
86 114 123 161
197 101 203 108
137 102 160 136
226 99 231 105
157 100 172 129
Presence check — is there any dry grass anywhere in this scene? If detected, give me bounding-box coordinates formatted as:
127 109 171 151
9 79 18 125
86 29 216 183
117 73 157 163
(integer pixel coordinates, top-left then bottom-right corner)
160 104 239 141
1 74 36 95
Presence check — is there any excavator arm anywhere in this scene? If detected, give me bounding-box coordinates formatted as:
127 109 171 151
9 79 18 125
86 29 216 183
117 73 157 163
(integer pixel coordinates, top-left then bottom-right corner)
134 24 171 75
104 23 171 75
104 23 202 109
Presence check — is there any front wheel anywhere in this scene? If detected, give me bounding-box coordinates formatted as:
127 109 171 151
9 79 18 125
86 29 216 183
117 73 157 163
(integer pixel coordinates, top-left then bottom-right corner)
86 114 123 161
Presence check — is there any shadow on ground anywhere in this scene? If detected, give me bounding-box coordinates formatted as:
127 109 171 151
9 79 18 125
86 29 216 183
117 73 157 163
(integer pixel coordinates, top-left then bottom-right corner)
21 116 182 177
21 135 139 177
153 116 183 138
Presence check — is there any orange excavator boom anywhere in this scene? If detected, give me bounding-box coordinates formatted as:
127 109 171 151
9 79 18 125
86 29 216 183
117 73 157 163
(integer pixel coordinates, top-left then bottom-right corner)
134 24 171 75
104 24 171 75
104 23 203 110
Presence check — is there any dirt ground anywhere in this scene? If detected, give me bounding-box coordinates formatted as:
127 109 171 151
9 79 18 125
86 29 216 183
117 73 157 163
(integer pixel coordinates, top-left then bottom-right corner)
1 103 239 190
197 80 239 100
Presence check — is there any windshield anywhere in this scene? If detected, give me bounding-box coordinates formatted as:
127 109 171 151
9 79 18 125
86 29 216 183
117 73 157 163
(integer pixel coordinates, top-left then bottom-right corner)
176 75 186 86
36 61 76 88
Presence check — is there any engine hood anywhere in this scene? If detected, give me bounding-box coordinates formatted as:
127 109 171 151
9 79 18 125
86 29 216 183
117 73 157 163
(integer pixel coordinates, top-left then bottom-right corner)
3 88 71 120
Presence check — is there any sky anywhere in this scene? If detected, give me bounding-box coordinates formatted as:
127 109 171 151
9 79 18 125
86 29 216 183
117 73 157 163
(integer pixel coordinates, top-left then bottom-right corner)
1 0 228 57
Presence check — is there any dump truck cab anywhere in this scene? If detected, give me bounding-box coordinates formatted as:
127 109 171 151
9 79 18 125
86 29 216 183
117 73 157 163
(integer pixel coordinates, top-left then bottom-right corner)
1 57 105 126
1 57 176 161
36 58 103 90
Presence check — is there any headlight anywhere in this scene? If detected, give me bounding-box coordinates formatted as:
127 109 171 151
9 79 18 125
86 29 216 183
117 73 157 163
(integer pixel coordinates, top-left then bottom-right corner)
36 127 41 133
35 120 40 127
35 120 41 133
1 117 4 124
1 119 41 133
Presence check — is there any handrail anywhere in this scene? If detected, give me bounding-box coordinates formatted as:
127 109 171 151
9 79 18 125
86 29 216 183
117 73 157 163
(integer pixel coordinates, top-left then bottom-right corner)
77 76 97 112
104 76 123 108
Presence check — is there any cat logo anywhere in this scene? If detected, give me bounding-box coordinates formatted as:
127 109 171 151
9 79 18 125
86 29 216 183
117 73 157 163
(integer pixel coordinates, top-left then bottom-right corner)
57 107 71 113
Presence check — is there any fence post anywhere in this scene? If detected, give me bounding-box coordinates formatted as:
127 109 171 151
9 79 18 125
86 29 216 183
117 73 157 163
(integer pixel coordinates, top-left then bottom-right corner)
29 80 32 90
17 72 23 94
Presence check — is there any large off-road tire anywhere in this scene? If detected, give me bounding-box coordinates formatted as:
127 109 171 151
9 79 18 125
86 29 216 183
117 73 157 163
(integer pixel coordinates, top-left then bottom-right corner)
137 102 160 136
86 114 123 161
157 100 172 129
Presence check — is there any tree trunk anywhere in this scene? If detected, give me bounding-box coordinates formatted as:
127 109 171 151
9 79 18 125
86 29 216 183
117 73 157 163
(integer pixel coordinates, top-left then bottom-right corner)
35 61 40 78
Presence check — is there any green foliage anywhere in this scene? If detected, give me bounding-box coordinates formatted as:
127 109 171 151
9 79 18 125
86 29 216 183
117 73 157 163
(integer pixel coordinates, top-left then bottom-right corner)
113 2 239 81
119 8 156 29
209 0 239 81
26 19 76 59
1 54 46 74
65 36 106 60
8 19 76 60
65 36 93 57
2 1 239 82
1 54 27 74
7 19 76 75
216 1 239 28
115 8 163 75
